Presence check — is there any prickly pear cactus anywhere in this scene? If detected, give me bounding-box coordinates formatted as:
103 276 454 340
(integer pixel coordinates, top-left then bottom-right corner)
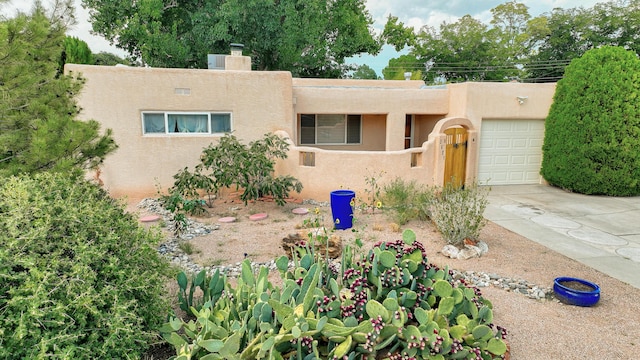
161 229 508 359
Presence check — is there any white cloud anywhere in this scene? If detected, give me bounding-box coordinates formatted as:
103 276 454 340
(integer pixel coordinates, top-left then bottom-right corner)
2 0 127 56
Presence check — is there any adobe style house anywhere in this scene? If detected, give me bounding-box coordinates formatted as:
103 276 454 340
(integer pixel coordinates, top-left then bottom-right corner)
67 51 556 201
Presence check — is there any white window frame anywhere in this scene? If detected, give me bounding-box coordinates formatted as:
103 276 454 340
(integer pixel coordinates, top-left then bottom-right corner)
141 111 232 135
300 114 362 145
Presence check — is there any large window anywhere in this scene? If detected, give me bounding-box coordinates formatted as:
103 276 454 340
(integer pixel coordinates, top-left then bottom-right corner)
142 112 232 135
300 114 361 145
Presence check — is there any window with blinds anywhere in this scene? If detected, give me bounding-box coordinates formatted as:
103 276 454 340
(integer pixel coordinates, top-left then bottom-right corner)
300 114 361 145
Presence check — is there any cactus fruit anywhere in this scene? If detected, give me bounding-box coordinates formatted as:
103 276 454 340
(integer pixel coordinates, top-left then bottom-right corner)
161 229 508 359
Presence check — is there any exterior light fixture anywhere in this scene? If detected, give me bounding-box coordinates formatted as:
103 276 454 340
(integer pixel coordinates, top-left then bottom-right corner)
516 96 528 105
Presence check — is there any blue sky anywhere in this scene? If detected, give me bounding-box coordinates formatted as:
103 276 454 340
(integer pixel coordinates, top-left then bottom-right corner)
4 0 605 73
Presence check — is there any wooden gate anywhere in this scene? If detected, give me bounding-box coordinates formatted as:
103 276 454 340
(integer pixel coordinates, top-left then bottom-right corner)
444 127 468 188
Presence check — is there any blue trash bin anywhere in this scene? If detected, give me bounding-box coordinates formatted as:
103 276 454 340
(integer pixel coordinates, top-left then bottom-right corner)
330 190 355 230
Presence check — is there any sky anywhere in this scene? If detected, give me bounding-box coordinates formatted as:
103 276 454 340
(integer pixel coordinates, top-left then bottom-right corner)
3 0 605 74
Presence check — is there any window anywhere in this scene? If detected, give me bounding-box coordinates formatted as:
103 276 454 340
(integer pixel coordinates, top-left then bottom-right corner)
142 112 231 135
300 114 361 145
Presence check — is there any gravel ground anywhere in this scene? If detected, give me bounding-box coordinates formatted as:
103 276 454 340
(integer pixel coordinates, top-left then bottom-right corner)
132 196 640 360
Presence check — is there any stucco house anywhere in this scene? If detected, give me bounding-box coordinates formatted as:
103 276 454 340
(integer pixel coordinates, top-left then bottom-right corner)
67 50 556 201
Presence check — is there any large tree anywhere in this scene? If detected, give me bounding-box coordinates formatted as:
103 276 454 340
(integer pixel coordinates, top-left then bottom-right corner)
61 36 93 65
351 64 379 79
382 1 640 84
383 3 532 83
81 0 381 78
0 3 117 177
524 7 593 82
487 0 532 79
525 0 640 82
58 35 93 75
540 46 640 196
410 15 499 83
381 54 422 80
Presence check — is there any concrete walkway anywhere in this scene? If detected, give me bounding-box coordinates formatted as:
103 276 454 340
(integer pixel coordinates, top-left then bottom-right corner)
484 184 640 289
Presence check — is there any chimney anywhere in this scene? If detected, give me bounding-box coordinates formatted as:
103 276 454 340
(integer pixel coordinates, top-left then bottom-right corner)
224 43 251 71
230 43 244 56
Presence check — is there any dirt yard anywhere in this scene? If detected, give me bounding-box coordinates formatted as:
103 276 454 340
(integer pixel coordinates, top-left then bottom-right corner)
133 195 640 360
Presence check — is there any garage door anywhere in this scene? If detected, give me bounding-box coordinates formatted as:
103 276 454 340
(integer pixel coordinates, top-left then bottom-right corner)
478 119 545 185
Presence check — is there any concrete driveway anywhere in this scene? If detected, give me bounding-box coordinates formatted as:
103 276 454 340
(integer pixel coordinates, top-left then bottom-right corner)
484 184 640 289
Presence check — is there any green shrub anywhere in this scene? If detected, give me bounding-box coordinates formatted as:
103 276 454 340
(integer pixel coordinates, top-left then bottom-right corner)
0 173 170 359
161 230 508 359
382 178 434 224
381 179 488 246
541 46 640 196
159 133 303 233
161 133 303 230
430 182 489 246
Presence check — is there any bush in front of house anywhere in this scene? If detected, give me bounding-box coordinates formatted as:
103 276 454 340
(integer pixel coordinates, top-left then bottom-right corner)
381 177 431 225
430 182 489 246
381 178 488 246
540 45 640 196
160 133 303 233
0 173 170 359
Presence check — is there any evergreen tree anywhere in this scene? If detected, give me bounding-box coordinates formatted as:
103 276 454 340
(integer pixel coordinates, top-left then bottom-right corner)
0 5 117 177
540 46 640 196
61 36 93 64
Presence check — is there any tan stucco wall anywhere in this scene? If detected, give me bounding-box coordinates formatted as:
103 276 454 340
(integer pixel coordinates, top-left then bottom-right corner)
444 82 557 185
447 82 556 121
413 115 445 146
67 64 293 198
68 64 558 202
275 131 437 202
292 83 449 151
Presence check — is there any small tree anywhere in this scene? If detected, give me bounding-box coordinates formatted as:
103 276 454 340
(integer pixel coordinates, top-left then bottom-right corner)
540 46 640 196
164 133 302 213
0 5 117 178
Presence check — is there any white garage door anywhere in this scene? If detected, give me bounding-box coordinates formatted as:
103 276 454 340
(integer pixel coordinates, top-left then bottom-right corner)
478 119 545 185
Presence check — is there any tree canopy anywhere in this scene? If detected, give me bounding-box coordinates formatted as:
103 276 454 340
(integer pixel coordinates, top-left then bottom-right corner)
382 0 640 84
81 0 381 78
93 51 130 66
350 64 379 79
382 54 423 80
0 3 117 177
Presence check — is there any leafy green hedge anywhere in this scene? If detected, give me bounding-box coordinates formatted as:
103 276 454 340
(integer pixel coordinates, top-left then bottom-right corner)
541 46 640 196
0 173 170 359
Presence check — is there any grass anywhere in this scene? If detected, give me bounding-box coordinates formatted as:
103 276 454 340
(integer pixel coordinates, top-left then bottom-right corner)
178 242 200 255
206 258 226 267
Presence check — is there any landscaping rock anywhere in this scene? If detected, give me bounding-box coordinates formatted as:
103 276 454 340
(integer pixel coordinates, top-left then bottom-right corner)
441 241 489 260
138 198 553 302
282 228 342 258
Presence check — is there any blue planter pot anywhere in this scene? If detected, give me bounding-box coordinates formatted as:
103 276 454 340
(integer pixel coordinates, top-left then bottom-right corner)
553 277 600 307
330 190 355 230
